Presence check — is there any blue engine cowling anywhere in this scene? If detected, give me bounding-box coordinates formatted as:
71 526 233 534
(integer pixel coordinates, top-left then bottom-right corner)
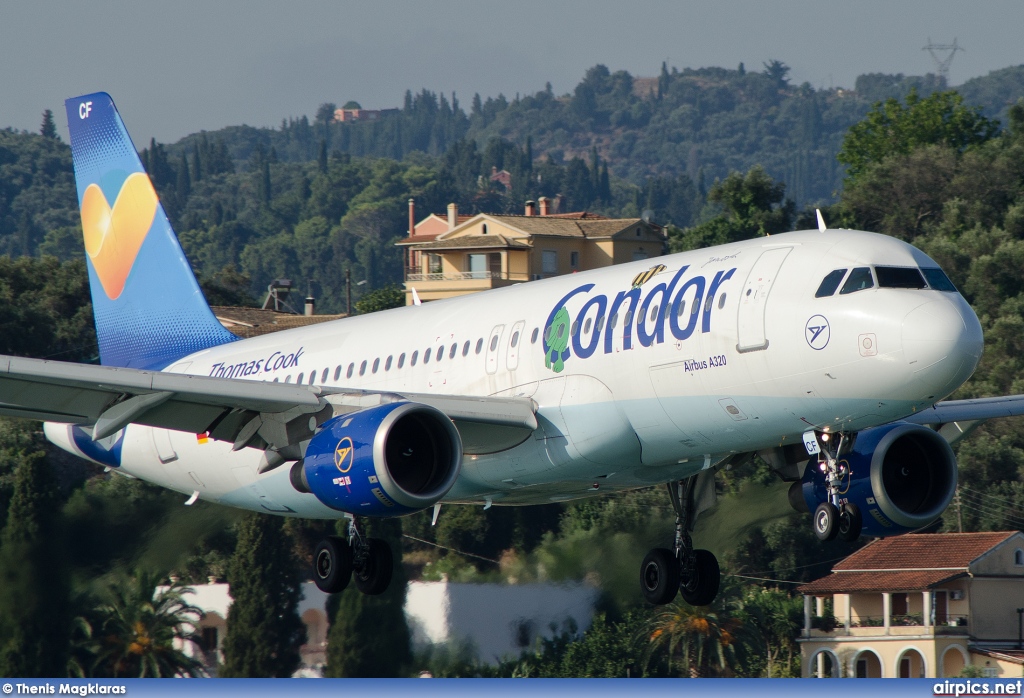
798 422 957 537
293 401 462 516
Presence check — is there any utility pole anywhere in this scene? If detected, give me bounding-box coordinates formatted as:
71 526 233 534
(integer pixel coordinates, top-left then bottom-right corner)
346 268 352 317
922 38 963 86
954 488 963 533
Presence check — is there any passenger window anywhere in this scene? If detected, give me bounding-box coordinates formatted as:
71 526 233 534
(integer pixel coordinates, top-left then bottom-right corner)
490 335 499 351
297 372 304 384
922 267 958 292
273 377 279 382
475 338 483 354
623 310 633 325
321 368 329 383
815 269 848 298
333 365 341 381
583 318 592 335
596 316 605 333
449 344 457 359
691 300 699 317
411 350 419 366
876 266 926 289
530 328 539 344
385 355 393 371
398 353 406 368
285 375 292 383
650 305 658 321
359 360 367 376
718 294 727 309
424 348 431 363
676 301 686 317
372 358 380 373
347 363 354 378
463 340 470 356
309 372 316 385
703 295 712 312
610 313 618 328
840 267 874 295
570 321 579 337
436 346 443 362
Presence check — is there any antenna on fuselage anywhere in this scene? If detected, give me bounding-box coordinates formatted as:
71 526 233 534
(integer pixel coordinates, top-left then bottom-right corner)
816 209 827 232
411 287 423 306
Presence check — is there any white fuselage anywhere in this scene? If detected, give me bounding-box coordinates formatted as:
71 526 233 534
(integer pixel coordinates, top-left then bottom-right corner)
46 229 983 517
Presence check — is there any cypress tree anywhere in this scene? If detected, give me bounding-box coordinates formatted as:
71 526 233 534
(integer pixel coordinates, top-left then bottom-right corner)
220 514 305 677
324 518 411 677
176 153 191 199
40 109 57 139
318 140 328 173
0 450 70 677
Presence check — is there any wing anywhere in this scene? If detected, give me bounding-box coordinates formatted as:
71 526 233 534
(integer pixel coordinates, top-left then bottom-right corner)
903 394 1024 443
0 354 536 455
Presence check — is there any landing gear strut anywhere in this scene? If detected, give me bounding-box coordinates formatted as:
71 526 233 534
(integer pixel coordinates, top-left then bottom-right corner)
811 432 862 543
312 515 394 595
640 477 720 606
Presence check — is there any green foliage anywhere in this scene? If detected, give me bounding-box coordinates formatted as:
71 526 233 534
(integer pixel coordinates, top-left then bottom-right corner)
69 570 203 678
325 518 411 677
0 448 71 677
669 166 794 252
353 284 404 314
220 514 305 677
837 89 999 183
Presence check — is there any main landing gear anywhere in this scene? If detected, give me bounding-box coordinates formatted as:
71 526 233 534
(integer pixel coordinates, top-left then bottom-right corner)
313 515 394 595
641 477 721 606
811 432 862 543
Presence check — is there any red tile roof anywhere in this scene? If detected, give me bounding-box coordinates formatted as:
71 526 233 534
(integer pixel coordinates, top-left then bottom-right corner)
796 532 1020 595
834 532 1017 571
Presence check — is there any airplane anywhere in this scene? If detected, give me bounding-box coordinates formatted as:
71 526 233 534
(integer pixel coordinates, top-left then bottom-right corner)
1 91 1020 607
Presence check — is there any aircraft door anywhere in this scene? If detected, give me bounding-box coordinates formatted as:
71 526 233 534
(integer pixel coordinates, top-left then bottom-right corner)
506 320 526 371
736 247 792 353
485 324 504 375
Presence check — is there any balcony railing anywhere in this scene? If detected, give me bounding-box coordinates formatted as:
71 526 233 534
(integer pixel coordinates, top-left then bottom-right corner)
848 614 968 628
404 271 530 282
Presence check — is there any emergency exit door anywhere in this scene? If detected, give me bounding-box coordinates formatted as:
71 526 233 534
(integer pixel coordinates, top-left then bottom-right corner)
736 247 791 352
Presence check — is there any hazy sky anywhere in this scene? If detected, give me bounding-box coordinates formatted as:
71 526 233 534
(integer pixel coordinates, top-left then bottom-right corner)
3 1 1022 144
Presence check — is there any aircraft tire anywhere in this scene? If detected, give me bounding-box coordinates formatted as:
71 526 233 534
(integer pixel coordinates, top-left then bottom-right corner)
679 549 720 607
640 548 680 605
313 536 353 594
814 502 840 542
354 538 394 595
838 502 863 542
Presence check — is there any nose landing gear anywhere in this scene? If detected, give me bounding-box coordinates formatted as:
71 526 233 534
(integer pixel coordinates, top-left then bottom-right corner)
312 515 394 595
640 476 721 606
811 432 862 543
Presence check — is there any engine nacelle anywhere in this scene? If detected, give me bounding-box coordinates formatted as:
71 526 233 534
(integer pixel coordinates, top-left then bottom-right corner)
294 402 462 516
797 422 957 537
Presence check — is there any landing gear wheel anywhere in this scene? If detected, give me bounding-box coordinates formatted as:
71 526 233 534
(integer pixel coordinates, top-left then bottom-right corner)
679 549 720 606
641 548 680 605
353 538 393 595
313 536 353 593
838 503 863 542
814 502 839 542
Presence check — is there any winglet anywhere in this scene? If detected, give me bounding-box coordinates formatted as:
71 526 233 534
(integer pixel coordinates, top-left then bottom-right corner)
411 287 422 306
816 209 827 232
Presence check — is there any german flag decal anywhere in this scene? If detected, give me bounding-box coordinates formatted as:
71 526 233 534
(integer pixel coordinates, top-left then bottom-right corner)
632 264 667 289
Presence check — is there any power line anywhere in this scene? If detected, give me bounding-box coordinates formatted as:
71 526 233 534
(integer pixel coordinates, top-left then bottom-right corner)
727 573 803 585
402 533 501 565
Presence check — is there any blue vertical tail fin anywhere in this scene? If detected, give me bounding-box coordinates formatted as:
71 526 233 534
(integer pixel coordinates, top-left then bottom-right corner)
64 93 238 369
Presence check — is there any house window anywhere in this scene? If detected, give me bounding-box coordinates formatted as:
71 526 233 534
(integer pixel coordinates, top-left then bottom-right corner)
570 251 579 269
201 627 218 653
489 252 501 275
467 254 487 277
482 223 488 235
632 249 648 261
1015 549 1024 566
542 250 557 274
427 254 442 274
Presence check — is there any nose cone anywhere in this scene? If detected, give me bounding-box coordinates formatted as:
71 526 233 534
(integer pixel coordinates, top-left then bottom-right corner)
902 299 983 396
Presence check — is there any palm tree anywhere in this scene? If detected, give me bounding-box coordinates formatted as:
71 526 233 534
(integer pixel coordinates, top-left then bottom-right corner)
646 601 743 677
74 570 205 678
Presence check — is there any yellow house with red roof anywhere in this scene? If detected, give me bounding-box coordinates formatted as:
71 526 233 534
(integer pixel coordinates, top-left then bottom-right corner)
798 531 1024 678
397 198 664 305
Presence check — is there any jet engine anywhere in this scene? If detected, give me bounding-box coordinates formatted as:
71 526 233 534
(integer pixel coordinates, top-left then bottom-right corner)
292 402 462 516
794 422 957 537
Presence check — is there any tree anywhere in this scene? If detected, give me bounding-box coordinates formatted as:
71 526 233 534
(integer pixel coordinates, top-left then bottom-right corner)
353 284 404 314
325 518 411 677
40 109 57 139
72 570 204 678
837 89 999 182
0 449 71 677
220 514 305 677
645 601 746 677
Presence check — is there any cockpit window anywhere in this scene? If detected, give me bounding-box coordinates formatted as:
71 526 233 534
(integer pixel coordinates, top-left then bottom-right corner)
876 266 926 289
922 267 958 292
815 269 847 298
839 267 874 295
